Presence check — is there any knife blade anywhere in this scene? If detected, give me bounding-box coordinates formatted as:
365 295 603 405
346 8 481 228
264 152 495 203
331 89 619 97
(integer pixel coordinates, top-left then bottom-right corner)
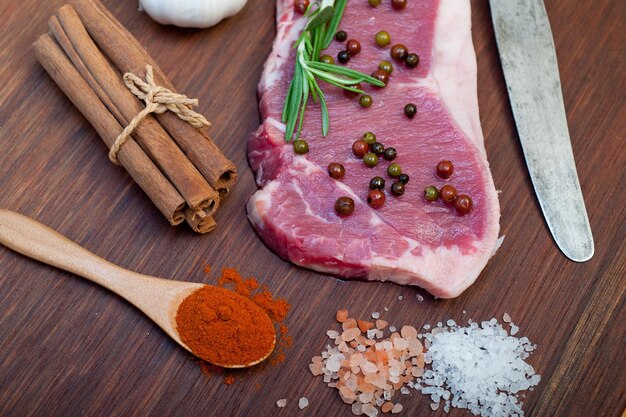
489 0 594 262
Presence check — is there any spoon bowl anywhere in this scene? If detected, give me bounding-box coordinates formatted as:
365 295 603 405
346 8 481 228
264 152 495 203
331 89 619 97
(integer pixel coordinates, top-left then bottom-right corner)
0 209 275 368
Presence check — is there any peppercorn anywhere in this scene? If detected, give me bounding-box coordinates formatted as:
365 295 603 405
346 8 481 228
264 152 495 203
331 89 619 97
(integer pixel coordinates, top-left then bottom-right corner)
405 53 419 68
294 0 309 14
436 160 454 179
390 44 408 61
328 163 345 179
344 82 361 99
404 103 417 119
371 69 390 86
352 140 369 158
367 190 386 209
398 173 410 184
293 139 309 154
359 95 373 108
362 131 377 144
368 0 381 7
320 54 335 65
387 163 402 177
391 181 405 196
335 30 347 42
378 60 393 74
383 147 397 161
439 184 458 204
371 142 385 155
363 152 379 167
338 50 350 64
375 31 391 47
454 194 473 215
369 176 385 190
335 196 355 216
346 39 361 56
424 185 439 202
391 0 407 10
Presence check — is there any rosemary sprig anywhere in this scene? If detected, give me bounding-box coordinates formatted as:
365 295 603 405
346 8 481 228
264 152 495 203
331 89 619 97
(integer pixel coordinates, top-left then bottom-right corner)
282 0 385 141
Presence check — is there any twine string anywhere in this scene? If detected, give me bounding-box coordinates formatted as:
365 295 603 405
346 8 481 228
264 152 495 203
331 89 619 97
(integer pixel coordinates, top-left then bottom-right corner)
109 65 210 164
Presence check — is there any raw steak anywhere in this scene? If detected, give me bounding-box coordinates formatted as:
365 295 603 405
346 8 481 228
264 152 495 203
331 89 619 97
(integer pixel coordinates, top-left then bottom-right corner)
247 0 500 298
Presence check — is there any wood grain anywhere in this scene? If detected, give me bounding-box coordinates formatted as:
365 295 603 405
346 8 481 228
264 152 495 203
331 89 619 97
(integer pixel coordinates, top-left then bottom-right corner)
0 0 624 416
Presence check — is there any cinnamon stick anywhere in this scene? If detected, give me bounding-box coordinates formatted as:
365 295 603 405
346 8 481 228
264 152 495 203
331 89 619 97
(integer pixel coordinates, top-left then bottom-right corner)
69 0 238 199
185 209 217 234
33 33 186 225
52 4 219 215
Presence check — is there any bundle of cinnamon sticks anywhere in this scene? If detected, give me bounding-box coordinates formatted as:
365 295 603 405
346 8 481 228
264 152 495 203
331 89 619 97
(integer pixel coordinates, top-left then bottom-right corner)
33 0 237 233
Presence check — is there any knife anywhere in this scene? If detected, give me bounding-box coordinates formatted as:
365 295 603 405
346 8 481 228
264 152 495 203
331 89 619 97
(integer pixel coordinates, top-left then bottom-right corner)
489 0 594 262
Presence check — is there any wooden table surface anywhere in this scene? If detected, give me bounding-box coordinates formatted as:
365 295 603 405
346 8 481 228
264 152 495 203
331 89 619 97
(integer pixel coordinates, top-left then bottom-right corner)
0 0 624 416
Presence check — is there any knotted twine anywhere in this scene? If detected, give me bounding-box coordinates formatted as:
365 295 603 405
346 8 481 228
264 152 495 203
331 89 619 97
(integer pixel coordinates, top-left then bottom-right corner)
109 64 211 164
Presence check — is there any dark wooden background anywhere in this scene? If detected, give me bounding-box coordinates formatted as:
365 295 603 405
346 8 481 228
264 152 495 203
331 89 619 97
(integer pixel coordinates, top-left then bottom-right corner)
0 0 624 416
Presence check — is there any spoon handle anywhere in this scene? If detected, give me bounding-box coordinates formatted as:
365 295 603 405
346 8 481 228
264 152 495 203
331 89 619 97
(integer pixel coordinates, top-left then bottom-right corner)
0 209 146 294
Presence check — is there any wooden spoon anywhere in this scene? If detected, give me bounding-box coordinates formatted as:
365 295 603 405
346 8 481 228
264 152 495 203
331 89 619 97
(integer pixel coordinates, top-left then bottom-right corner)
0 209 275 368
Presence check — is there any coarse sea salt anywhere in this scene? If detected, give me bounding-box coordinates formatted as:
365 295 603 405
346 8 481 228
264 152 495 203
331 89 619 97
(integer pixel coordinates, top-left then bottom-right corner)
276 399 287 408
411 318 540 417
298 397 309 409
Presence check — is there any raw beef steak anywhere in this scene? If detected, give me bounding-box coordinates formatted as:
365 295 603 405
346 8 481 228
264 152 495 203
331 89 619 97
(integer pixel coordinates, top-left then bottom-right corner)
247 0 500 298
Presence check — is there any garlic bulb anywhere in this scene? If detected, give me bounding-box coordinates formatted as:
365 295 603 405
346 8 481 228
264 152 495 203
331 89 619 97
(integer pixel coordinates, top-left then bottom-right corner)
138 0 248 28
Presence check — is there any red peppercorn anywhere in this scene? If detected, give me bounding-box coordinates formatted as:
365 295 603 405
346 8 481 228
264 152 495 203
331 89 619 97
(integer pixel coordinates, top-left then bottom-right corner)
352 140 369 158
328 163 346 179
335 196 355 216
367 190 386 209
390 44 408 61
436 160 454 179
391 0 407 10
293 0 309 14
344 82 361 99
371 69 390 87
439 185 458 205
346 39 362 56
454 194 473 215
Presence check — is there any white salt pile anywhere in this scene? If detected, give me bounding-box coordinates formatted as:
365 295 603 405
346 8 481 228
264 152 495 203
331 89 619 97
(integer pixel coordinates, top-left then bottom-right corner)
410 318 540 417
298 397 309 409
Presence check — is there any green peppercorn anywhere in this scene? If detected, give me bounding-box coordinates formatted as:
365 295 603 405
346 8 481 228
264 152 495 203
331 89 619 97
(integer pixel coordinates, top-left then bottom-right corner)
362 132 377 144
390 44 408 61
405 53 419 68
320 54 335 65
367 189 386 209
398 173 410 184
338 50 350 64
383 147 397 161
371 142 385 155
368 0 381 7
293 139 309 154
335 30 347 42
359 95 373 108
328 163 345 179
352 140 369 158
375 31 391 47
387 163 402 177
378 60 393 74
369 176 386 190
363 152 379 167
404 103 417 119
424 185 439 202
335 196 355 216
391 181 405 196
